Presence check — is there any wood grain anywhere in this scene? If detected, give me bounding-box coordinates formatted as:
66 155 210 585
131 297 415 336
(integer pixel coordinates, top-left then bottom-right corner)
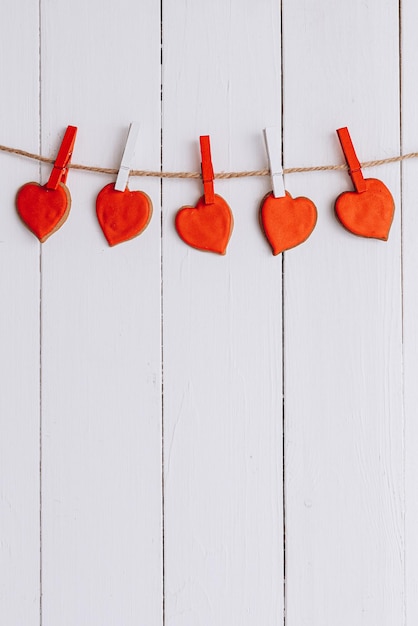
401 0 418 622
0 1 415 624
282 1 404 624
39 1 162 624
162 1 284 624
0 3 40 625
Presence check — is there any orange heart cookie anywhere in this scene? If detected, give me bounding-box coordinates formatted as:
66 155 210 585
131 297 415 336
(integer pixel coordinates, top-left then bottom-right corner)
175 194 233 255
16 181 71 242
335 178 394 240
260 191 317 255
96 183 153 246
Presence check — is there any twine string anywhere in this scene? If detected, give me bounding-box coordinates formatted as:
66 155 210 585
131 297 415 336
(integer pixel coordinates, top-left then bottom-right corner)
0 143 416 180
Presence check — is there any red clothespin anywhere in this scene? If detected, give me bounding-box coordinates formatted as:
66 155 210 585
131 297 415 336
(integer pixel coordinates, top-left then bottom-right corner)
46 126 78 190
336 127 366 193
200 135 215 204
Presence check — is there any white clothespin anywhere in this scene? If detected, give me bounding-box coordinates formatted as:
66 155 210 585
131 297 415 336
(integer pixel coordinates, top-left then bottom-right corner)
263 126 285 198
114 121 140 192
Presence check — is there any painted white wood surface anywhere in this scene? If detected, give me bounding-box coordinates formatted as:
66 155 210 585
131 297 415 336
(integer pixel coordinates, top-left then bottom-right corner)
0 2 40 624
39 1 162 624
402 0 418 623
162 1 283 624
283 1 404 624
0 1 416 625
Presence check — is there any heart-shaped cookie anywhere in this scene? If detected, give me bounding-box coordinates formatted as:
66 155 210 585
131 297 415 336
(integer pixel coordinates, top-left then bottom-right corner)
260 191 317 255
16 181 71 242
175 194 233 255
96 183 153 246
335 178 394 240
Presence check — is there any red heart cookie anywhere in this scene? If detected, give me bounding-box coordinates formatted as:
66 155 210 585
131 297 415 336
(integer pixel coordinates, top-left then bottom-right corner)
175 194 233 255
335 178 394 240
96 183 153 246
16 182 71 242
260 191 317 255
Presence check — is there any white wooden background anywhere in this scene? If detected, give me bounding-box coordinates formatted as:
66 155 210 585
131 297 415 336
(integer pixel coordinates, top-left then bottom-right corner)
0 0 414 624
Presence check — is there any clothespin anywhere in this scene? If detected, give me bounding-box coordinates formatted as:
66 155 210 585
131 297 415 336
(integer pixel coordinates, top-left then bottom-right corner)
200 135 215 204
336 127 367 193
263 126 285 198
46 126 78 190
114 122 140 192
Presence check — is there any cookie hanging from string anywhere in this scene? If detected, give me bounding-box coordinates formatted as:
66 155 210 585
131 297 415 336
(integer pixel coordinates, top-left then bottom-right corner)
16 126 77 242
260 126 317 255
334 126 395 240
175 135 233 255
96 122 153 246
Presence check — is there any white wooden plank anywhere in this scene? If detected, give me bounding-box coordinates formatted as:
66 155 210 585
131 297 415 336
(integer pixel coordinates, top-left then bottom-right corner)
162 1 284 624
0 1 40 624
282 1 404 624
39 1 162 624
400 1 418 623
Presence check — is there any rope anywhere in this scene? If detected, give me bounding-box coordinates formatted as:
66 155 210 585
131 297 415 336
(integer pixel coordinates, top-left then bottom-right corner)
0 143 415 180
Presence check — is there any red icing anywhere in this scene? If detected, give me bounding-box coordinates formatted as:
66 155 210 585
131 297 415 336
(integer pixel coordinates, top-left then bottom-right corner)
96 183 153 246
175 194 233 255
260 191 317 255
16 182 71 242
335 178 394 240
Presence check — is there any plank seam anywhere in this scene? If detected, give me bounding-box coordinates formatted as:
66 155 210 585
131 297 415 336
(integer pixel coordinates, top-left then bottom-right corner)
160 2 166 625
399 1 407 624
280 1 286 624
38 1 43 624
